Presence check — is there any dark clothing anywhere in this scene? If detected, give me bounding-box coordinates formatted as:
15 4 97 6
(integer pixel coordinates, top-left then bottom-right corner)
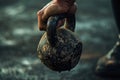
111 0 120 32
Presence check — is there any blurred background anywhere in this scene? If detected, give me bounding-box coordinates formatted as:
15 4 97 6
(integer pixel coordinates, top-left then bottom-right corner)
0 0 119 80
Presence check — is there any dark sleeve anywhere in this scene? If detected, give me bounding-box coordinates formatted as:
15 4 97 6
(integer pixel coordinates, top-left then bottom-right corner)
111 0 120 31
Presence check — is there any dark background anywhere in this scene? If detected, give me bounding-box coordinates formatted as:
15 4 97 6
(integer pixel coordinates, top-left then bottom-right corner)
0 0 119 80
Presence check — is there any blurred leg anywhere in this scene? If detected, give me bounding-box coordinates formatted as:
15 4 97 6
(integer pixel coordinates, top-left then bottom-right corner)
95 0 120 77
112 0 120 32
